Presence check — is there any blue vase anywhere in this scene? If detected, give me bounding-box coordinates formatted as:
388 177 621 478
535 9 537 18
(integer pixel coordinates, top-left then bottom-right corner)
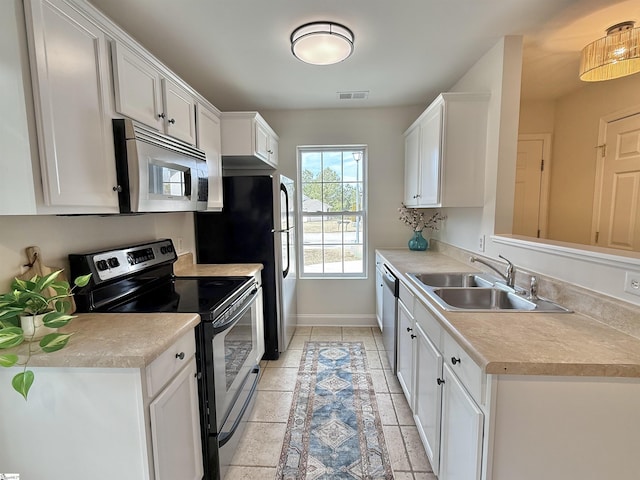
408 230 428 251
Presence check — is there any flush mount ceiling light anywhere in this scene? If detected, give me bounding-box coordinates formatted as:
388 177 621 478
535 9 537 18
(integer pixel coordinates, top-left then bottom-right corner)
579 21 640 82
290 21 354 65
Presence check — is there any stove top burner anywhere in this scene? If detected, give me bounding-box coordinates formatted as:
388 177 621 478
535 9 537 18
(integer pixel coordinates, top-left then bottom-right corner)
94 276 253 322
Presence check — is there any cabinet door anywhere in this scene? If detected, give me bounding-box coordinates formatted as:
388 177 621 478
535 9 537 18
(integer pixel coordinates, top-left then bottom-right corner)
25 0 119 211
196 103 223 210
418 103 443 207
268 134 278 167
150 357 203 480
163 78 197 145
404 126 420 207
111 42 163 132
255 120 270 161
440 363 483 480
414 323 443 474
397 300 415 406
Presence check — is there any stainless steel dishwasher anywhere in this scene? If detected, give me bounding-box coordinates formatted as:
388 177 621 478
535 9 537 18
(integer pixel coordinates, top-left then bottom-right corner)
381 265 399 373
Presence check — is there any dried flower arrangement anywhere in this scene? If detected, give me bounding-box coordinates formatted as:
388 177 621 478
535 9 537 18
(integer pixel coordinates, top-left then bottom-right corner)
398 203 446 232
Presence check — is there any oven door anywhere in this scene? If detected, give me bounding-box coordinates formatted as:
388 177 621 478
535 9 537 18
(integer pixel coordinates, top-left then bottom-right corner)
212 286 261 429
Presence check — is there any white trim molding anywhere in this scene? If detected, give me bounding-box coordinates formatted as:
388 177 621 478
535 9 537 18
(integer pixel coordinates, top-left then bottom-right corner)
296 313 377 327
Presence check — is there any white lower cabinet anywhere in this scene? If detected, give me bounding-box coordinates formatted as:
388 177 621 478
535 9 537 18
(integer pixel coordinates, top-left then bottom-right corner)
397 298 415 404
0 330 202 480
440 363 484 480
413 322 443 474
149 357 203 480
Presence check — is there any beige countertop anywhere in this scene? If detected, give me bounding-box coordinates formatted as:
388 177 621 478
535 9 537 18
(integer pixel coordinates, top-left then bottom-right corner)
10 257 263 369
9 312 200 369
377 248 640 378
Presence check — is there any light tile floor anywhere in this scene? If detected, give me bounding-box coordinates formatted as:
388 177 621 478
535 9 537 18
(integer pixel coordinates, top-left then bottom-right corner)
227 327 436 480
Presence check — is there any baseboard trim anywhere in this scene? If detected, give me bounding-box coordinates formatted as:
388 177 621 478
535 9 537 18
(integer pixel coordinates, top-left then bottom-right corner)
296 314 378 327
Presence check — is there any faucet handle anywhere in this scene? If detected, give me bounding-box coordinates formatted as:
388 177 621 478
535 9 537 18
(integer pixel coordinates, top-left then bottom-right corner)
528 276 539 301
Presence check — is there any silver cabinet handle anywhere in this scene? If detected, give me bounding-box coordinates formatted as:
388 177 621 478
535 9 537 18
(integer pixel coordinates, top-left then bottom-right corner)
113 185 122 192
175 352 185 360
158 113 166 119
168 118 176 124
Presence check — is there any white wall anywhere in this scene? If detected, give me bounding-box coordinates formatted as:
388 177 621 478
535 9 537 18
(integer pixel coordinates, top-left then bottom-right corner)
261 106 423 323
440 36 640 306
0 213 195 291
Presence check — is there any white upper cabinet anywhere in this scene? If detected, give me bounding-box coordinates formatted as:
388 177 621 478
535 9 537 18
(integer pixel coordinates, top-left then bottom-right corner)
112 41 197 145
24 0 120 213
111 41 164 131
162 77 197 145
404 93 489 208
221 112 279 169
197 102 223 210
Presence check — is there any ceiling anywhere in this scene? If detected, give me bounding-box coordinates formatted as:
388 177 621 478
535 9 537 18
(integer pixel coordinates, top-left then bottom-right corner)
88 0 640 111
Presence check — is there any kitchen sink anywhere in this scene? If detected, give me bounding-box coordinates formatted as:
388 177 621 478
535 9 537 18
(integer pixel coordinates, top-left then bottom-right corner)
432 287 536 310
407 271 571 312
426 287 571 312
407 272 494 288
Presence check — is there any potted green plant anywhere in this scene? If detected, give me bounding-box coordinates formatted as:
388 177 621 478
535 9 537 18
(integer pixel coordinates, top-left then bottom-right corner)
0 269 91 400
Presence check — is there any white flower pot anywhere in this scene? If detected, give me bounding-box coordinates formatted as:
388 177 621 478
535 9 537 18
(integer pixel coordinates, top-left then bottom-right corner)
20 313 57 341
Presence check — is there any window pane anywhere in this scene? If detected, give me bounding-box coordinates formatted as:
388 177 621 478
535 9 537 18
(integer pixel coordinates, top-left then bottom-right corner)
322 183 342 212
302 216 323 244
322 217 342 245
323 246 343 273
323 151 343 181
303 245 324 273
344 245 363 273
301 151 322 178
343 214 363 245
302 183 325 212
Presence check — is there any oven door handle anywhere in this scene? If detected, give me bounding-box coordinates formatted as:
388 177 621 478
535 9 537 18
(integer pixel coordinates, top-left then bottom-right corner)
218 366 260 447
213 287 258 334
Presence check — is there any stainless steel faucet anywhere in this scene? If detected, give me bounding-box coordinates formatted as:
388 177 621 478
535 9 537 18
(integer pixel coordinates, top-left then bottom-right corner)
469 254 515 288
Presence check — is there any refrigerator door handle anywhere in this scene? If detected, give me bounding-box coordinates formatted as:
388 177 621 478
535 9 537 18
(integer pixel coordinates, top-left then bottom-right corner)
281 182 291 279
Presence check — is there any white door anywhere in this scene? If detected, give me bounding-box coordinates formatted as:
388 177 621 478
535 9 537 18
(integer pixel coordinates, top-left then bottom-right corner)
513 137 545 237
149 358 203 480
414 323 443 474
439 363 484 480
111 42 164 131
418 104 443 207
397 300 415 406
594 113 640 251
26 0 119 211
196 103 223 210
163 78 197 145
404 126 421 206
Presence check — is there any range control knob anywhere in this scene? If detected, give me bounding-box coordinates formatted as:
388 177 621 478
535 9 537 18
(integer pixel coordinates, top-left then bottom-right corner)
96 260 108 271
108 257 120 268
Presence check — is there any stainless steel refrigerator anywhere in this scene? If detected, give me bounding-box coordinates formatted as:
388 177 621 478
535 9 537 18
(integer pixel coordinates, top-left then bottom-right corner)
195 174 297 360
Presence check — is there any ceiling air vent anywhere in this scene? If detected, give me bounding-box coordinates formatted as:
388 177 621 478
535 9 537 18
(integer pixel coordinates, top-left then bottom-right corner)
337 90 369 100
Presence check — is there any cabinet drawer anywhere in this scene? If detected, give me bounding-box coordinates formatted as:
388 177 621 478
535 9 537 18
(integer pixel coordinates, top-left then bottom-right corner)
443 333 484 405
147 330 196 398
415 301 443 351
399 281 415 315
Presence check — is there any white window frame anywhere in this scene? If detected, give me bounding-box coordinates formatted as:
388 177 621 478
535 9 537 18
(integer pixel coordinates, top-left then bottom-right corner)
297 145 368 279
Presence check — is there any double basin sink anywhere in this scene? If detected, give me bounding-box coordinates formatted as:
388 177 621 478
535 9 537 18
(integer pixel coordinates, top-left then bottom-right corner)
407 272 571 313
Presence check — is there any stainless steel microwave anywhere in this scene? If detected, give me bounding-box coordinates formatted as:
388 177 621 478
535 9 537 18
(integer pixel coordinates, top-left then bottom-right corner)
112 118 208 213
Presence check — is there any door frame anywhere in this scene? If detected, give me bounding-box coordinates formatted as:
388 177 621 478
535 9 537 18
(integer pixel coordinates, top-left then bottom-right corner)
517 133 552 238
591 103 640 246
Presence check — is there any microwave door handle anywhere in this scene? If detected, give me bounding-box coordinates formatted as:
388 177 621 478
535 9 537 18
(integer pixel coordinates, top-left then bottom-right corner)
184 169 192 199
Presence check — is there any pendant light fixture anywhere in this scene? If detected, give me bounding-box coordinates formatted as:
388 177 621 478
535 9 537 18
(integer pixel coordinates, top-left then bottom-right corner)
579 21 640 81
290 22 354 65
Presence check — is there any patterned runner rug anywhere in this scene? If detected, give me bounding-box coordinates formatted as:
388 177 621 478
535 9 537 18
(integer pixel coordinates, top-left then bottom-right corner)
276 341 393 479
